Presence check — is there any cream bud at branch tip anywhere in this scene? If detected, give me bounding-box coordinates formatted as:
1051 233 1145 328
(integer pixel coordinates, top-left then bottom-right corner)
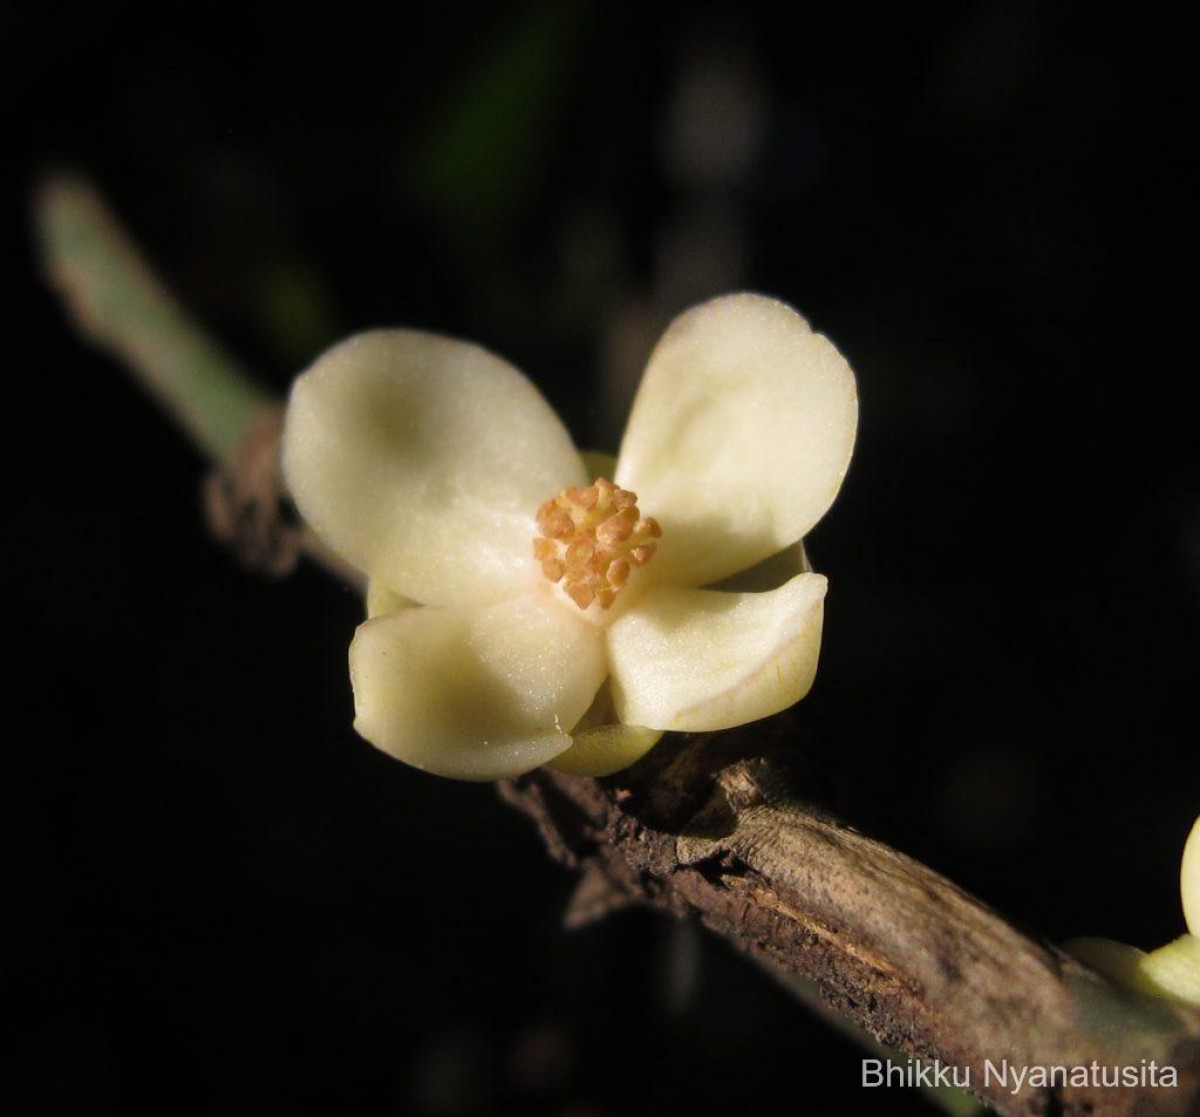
534 478 661 610
1183 815 1199 938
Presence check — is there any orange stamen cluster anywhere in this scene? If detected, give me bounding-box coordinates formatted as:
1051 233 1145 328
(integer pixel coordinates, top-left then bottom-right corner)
534 478 662 610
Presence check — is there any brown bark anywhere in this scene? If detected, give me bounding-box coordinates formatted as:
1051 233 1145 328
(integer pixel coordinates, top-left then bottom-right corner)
500 725 1200 1117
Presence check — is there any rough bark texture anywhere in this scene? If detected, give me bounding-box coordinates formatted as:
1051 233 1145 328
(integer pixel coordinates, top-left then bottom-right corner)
500 725 1200 1117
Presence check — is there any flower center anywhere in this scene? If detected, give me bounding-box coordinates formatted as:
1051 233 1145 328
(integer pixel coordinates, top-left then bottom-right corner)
534 478 662 610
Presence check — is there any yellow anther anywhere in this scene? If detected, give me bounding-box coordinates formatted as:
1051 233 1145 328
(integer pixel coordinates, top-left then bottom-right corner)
566 538 595 565
565 578 596 610
533 478 661 610
606 558 630 588
537 505 574 540
565 486 599 511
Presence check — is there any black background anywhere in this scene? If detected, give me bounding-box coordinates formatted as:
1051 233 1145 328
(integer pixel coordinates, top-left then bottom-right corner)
5 3 1197 1114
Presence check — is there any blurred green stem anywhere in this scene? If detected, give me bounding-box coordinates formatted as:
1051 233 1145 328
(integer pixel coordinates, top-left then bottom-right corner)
35 175 274 466
34 174 363 590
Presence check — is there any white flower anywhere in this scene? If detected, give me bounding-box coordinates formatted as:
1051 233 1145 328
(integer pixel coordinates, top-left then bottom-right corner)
281 293 858 780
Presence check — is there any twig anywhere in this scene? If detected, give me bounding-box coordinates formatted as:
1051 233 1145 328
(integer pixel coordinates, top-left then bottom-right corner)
34 174 364 591
500 729 1200 1117
34 175 1200 1116
36 175 272 465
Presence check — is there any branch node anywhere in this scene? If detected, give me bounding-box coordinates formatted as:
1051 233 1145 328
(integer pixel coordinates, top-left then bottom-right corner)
202 406 302 577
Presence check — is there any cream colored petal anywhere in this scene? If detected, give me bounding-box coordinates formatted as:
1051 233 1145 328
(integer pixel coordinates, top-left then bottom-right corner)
282 330 587 607
615 293 857 586
1184 815 1200 937
706 541 810 592
607 573 827 732
349 592 606 780
547 680 663 777
365 576 415 619
549 725 663 778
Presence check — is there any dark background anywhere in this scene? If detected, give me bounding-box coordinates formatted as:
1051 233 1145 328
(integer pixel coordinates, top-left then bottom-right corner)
4 3 1197 1114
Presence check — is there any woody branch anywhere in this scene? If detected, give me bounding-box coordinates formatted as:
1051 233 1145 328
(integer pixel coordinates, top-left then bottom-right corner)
34 175 1200 1117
